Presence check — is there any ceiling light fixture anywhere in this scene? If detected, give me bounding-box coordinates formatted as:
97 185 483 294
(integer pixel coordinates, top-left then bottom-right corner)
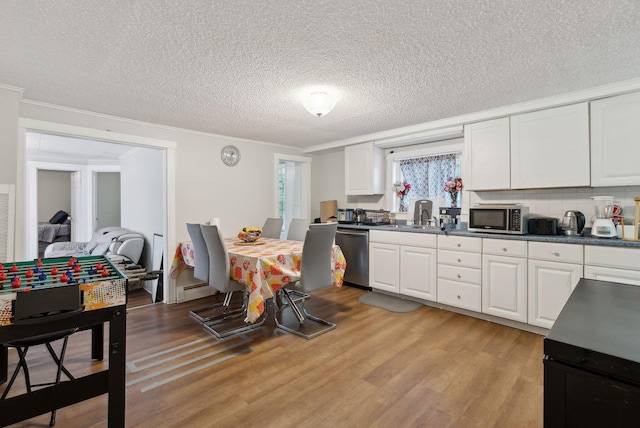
302 91 336 117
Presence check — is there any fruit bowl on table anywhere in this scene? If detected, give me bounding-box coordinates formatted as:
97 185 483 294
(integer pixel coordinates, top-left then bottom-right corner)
237 227 262 243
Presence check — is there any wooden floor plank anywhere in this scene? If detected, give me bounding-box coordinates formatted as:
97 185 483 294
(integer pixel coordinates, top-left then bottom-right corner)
2 286 544 427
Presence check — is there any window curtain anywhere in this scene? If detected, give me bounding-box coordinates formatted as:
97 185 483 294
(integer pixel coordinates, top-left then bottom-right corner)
399 153 457 200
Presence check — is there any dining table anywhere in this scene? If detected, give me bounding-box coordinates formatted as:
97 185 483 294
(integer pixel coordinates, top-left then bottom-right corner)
170 237 346 323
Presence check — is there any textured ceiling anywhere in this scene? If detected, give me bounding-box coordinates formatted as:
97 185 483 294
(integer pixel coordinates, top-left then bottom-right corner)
2 0 640 150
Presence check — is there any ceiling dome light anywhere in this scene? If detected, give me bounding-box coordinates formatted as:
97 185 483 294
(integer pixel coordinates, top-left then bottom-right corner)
302 91 336 117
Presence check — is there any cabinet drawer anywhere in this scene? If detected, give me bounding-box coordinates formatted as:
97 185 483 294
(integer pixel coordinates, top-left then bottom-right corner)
528 241 583 264
483 238 527 257
437 278 481 312
369 230 437 247
438 249 482 269
438 235 482 252
584 265 640 286
438 264 481 285
585 245 640 271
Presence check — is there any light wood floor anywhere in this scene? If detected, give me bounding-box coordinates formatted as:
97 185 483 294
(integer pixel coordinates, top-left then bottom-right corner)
4 286 544 427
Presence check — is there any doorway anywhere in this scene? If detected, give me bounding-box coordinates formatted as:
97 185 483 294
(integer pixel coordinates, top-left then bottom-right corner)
274 154 312 237
18 119 177 303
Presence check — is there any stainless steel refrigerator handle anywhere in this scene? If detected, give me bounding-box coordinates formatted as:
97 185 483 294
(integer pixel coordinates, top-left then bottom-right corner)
336 230 368 236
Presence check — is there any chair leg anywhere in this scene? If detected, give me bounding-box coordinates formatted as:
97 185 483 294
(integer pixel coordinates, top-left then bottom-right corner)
189 291 246 323
1 346 30 399
274 289 336 340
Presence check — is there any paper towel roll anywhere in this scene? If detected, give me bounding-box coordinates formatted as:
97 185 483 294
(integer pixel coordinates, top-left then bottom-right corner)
320 200 338 223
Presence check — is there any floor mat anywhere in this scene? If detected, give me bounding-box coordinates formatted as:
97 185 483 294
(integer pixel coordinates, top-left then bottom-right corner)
358 292 423 313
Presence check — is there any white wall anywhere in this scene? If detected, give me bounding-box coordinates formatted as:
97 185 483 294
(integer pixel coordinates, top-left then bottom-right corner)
37 170 71 222
0 87 20 185
120 148 163 270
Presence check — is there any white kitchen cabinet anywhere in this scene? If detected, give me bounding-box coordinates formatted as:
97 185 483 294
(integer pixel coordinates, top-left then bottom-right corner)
527 241 583 329
591 91 640 186
400 246 437 301
345 142 385 195
437 235 482 312
369 231 437 298
369 242 400 293
510 103 590 189
584 245 640 286
482 239 528 323
463 117 511 190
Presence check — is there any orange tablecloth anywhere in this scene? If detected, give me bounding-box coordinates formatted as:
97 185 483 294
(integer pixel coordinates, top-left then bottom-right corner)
170 238 346 323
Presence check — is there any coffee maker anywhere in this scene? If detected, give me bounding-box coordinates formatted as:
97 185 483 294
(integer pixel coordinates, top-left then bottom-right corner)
440 207 461 228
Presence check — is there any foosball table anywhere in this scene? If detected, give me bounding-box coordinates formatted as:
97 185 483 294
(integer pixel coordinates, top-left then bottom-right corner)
0 255 127 427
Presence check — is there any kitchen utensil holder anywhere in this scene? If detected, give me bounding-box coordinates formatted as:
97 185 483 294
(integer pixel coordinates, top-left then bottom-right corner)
620 197 640 241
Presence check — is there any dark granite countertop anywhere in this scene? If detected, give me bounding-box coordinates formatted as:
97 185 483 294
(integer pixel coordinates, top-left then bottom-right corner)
336 223 640 248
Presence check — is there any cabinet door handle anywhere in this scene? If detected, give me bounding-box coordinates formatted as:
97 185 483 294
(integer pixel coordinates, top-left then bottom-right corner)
502 247 507 252
457 243 461 247
551 251 560 257
457 273 461 279
456 294 461 299
457 258 462 262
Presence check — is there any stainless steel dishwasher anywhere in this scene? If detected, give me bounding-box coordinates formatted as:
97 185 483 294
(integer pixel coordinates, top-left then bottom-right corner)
335 228 370 289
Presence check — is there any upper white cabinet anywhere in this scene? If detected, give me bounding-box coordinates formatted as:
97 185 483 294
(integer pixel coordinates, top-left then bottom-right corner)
463 117 511 191
510 103 590 189
591 92 640 186
345 142 385 195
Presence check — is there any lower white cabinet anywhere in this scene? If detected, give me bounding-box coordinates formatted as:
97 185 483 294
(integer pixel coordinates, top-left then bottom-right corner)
400 246 437 301
482 254 527 323
527 259 583 329
369 242 400 293
369 231 437 299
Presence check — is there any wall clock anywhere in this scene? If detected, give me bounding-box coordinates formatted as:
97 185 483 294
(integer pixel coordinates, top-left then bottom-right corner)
221 145 240 166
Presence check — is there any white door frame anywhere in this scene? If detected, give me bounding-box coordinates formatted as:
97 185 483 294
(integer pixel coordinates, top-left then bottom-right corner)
17 118 177 303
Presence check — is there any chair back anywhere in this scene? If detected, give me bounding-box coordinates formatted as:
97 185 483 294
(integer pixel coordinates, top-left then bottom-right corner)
200 224 241 293
261 217 283 239
186 223 209 283
299 223 338 292
287 218 310 241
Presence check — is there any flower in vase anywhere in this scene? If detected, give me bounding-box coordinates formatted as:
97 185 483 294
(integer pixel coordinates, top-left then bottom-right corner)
393 180 411 197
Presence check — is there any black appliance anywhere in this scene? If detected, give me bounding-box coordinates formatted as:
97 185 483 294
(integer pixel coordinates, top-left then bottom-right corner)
528 217 559 235
335 228 369 289
544 279 640 427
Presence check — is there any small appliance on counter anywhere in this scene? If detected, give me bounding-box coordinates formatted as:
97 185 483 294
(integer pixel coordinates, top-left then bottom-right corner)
439 207 461 228
560 210 585 236
590 196 617 238
468 204 529 234
337 208 355 224
528 217 560 235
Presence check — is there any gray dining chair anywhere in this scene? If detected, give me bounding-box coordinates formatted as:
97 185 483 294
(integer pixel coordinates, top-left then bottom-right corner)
187 223 243 324
275 222 338 339
286 218 310 241
199 224 267 338
261 217 283 239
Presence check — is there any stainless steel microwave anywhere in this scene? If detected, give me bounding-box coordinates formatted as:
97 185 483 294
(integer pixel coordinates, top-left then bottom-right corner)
468 205 529 234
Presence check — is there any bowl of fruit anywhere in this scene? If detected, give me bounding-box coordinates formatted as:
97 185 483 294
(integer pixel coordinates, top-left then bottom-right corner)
237 227 262 243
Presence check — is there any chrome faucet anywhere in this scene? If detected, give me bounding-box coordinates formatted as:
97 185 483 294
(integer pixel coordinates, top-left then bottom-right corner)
413 200 433 226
